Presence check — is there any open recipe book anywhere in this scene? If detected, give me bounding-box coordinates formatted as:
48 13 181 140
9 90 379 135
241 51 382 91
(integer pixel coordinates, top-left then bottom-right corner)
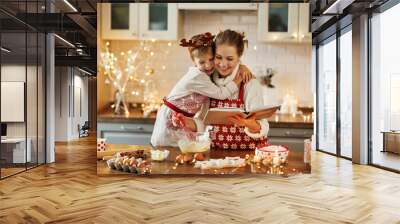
203 104 280 125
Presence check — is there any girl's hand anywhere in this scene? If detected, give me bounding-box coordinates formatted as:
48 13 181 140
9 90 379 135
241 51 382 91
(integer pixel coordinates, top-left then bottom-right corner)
171 112 197 132
233 72 243 86
238 64 255 84
171 112 185 128
228 114 261 133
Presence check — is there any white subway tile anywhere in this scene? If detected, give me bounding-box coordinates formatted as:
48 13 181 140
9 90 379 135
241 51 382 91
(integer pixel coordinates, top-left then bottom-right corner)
240 15 257 24
222 15 240 24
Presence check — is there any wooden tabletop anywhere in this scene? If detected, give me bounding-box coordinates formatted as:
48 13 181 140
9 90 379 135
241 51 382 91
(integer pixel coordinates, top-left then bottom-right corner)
97 144 311 177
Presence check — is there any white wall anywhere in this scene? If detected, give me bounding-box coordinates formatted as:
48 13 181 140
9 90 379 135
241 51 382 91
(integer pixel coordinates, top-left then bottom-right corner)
55 67 89 141
55 67 69 141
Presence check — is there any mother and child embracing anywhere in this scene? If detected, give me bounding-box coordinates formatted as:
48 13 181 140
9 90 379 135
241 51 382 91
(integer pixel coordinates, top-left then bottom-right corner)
151 29 275 150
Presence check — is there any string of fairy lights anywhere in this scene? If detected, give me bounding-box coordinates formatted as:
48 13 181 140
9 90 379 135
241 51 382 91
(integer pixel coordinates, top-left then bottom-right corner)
99 39 172 116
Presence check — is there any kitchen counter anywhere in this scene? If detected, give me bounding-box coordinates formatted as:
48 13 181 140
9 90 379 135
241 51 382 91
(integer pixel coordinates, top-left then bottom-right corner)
97 109 157 124
98 109 313 128
97 144 311 177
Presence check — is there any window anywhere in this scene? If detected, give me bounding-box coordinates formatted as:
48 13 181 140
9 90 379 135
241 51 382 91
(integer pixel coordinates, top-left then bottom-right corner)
370 3 400 171
339 28 352 158
0 1 46 179
317 36 337 154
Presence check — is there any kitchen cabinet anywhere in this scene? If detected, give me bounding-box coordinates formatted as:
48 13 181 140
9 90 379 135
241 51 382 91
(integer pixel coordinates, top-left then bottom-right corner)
101 3 139 40
268 127 313 151
101 3 179 40
139 3 179 40
177 3 258 10
98 121 154 145
258 3 310 43
298 4 311 43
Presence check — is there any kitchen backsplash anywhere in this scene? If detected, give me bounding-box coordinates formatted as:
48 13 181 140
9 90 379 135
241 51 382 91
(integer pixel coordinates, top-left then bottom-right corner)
100 10 312 110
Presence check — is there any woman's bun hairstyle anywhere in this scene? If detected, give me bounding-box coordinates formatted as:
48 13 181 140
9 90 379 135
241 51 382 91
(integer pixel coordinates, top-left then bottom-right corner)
215 29 247 56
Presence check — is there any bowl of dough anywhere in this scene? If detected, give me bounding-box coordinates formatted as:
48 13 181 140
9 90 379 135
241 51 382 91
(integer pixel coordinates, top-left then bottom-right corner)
177 131 211 154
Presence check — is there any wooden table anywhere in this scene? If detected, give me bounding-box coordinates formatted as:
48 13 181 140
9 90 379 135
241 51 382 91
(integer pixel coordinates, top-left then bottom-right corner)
381 131 400 154
97 144 311 177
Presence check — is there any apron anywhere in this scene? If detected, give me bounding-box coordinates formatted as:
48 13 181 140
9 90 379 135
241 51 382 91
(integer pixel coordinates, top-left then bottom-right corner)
209 84 268 150
163 93 208 130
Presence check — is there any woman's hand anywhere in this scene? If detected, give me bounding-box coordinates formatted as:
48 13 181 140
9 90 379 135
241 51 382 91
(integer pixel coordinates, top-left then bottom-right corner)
233 72 243 86
228 114 261 133
171 112 197 132
238 64 255 84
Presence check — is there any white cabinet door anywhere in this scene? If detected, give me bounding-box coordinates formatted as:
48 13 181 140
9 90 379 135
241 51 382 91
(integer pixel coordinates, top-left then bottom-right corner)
101 3 139 40
298 3 311 43
139 3 179 40
258 3 299 43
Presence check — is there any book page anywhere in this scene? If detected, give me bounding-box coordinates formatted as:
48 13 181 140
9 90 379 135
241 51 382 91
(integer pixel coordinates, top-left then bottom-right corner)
203 109 246 125
248 104 281 113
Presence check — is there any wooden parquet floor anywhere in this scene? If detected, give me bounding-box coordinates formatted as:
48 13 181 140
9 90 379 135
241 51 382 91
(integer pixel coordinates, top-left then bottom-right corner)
1 136 400 224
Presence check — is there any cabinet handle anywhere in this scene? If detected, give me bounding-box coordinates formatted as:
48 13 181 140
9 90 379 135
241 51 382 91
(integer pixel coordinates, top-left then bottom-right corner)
132 32 137 36
121 126 145 131
284 131 308 138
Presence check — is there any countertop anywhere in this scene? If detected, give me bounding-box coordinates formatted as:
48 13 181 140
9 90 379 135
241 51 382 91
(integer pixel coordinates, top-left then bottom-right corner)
98 109 313 129
97 144 311 177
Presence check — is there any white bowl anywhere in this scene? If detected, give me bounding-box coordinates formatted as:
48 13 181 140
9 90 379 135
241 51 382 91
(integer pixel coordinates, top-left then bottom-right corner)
177 132 211 154
150 149 170 161
255 145 289 163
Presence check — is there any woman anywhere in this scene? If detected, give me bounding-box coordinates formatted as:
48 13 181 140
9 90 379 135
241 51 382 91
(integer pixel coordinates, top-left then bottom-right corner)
151 32 253 147
183 29 273 150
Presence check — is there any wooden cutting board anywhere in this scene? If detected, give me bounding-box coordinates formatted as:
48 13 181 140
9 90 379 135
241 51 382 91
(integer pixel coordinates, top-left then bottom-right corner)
97 144 151 159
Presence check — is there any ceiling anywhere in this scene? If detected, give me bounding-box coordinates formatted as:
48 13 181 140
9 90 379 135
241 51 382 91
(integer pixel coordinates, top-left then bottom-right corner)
311 0 390 44
0 0 97 74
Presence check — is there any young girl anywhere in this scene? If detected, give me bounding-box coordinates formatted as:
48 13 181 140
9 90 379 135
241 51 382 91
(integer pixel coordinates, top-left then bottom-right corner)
150 32 253 147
